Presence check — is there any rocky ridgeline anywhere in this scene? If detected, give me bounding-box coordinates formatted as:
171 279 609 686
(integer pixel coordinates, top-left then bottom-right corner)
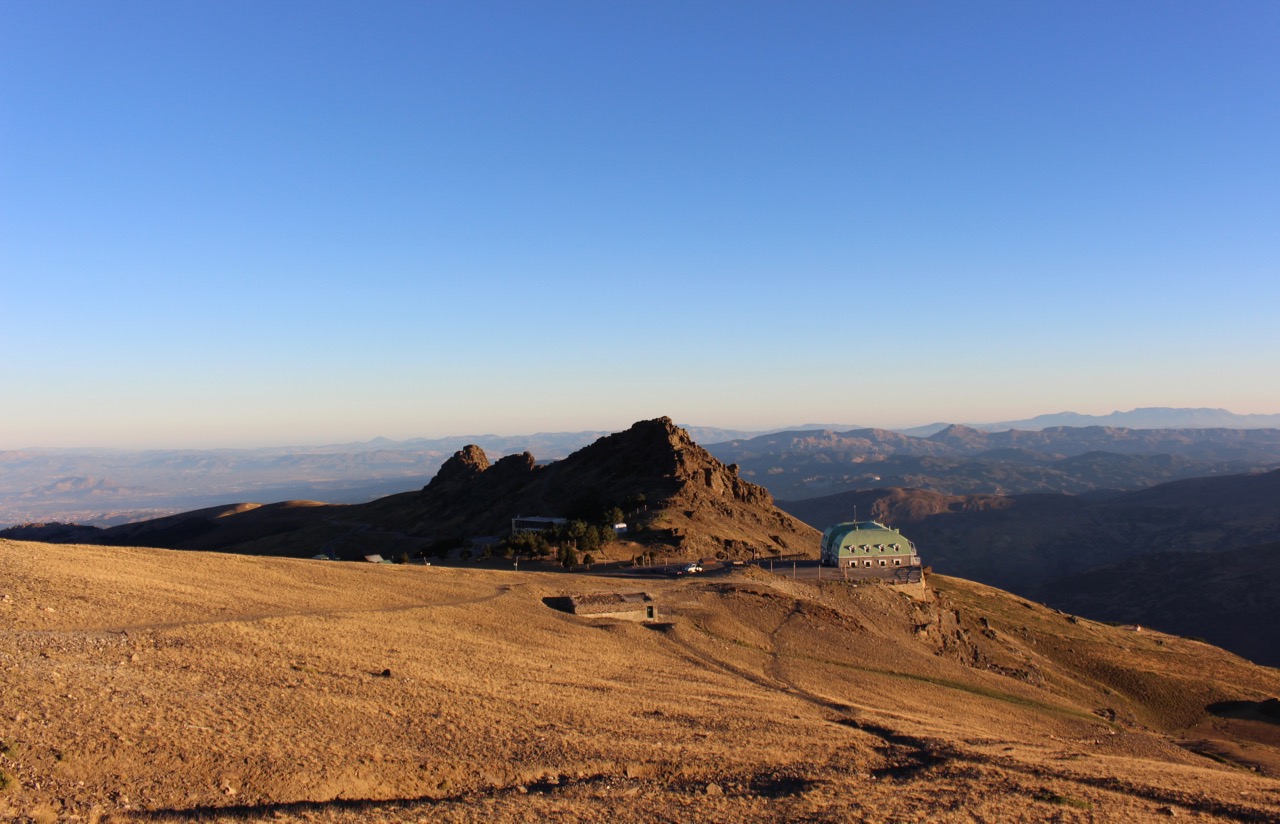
409 417 818 558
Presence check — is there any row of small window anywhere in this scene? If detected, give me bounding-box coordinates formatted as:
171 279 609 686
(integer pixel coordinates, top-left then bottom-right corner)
854 559 903 567
853 544 901 553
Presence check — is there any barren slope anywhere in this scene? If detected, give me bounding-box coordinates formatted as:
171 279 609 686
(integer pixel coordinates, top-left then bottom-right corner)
2 539 1278 823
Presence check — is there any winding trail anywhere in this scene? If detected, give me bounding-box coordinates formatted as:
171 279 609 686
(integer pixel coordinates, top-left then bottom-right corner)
651 590 1275 822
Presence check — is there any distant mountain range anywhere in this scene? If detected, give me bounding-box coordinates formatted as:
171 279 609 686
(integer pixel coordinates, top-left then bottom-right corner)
3 407 1277 527
702 408 1280 440
702 424 1280 500
980 407 1280 432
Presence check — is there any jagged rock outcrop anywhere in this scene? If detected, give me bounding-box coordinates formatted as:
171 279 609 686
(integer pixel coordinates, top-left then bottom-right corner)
424 444 491 492
386 416 820 558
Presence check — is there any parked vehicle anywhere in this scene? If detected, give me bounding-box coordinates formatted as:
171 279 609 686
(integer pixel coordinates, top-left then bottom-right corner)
684 563 703 574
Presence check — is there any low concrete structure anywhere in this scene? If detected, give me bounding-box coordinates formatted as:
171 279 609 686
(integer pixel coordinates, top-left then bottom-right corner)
545 592 658 622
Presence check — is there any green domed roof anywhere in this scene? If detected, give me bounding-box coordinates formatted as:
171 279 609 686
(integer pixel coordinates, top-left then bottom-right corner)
821 520 916 561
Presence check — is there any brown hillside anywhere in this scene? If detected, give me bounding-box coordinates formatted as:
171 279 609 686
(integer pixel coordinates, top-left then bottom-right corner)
3 538 1278 822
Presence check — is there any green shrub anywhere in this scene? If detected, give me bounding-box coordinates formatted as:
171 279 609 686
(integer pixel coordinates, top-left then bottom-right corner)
1038 791 1091 809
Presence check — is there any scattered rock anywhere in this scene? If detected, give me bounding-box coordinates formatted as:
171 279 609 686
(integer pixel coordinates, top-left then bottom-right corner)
705 782 723 796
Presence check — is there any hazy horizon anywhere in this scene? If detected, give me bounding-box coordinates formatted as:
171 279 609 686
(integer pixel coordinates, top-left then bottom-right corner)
4 3 1277 450
4 405 1280 452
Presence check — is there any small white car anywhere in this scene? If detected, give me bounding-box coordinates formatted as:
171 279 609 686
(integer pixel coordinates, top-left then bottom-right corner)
684 564 703 574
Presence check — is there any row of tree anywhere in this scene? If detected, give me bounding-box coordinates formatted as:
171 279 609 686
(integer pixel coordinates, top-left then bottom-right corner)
419 496 647 568
499 517 618 567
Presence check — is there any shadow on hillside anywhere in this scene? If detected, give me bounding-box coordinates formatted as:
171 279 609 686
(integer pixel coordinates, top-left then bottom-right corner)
130 793 454 821
1207 697 1280 724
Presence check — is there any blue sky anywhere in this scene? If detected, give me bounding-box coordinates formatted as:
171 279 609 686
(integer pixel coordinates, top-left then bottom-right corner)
2 1 1277 448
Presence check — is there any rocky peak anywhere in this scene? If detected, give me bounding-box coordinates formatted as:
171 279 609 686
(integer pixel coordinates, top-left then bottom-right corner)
928 424 989 451
424 444 490 493
402 417 818 558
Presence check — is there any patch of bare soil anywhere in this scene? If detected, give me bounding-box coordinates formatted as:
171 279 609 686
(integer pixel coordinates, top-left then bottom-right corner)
2 540 1278 822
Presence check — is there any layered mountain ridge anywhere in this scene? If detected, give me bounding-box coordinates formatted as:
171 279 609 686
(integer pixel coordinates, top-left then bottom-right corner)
705 424 1280 499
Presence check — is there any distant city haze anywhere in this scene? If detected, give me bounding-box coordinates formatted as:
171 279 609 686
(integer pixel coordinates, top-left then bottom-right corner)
2 4 1276 450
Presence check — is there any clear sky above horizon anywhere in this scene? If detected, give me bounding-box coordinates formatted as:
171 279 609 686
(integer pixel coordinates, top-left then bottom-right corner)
3 1 1278 448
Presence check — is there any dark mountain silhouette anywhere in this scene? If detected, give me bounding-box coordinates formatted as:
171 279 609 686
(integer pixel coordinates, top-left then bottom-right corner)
1041 542 1280 666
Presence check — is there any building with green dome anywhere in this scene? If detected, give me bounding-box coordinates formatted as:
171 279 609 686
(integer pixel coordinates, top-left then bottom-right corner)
820 520 921 577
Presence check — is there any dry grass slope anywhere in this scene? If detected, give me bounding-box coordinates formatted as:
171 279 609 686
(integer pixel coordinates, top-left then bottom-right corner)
2 538 1278 823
